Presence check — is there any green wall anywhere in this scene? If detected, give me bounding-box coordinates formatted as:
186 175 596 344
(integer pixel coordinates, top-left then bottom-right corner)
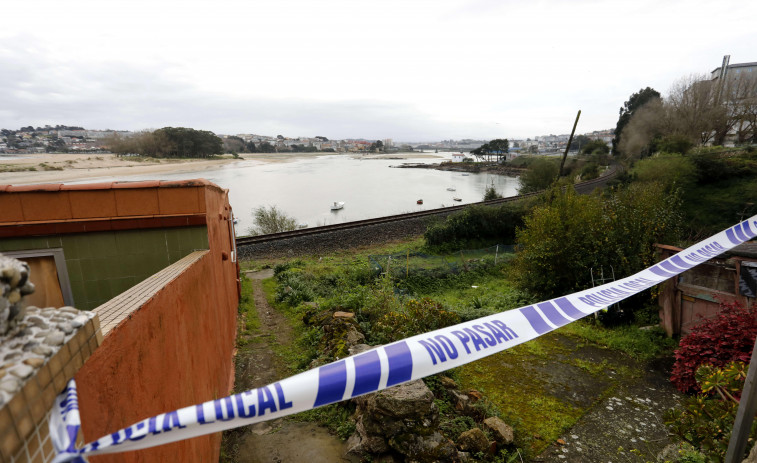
0 226 208 310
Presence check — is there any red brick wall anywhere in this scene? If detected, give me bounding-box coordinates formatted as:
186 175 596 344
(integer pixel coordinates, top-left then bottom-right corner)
73 184 238 463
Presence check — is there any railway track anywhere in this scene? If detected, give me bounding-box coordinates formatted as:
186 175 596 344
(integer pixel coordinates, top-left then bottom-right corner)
236 164 620 246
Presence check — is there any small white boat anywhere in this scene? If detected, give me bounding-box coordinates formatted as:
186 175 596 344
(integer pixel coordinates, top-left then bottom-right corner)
297 223 308 229
453 197 462 202
446 186 456 191
331 201 345 211
461 173 469 176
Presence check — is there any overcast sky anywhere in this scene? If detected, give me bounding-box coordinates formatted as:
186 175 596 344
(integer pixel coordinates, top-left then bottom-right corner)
1 0 755 141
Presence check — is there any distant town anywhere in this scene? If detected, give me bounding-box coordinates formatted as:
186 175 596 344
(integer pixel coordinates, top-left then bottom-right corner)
0 124 613 156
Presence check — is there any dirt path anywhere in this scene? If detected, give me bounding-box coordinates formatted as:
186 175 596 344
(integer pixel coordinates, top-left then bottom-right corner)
222 270 351 463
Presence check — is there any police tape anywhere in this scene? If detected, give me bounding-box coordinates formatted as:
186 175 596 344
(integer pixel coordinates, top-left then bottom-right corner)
50 216 757 462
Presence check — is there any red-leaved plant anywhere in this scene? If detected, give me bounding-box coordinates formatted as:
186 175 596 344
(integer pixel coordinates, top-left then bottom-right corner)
670 301 757 394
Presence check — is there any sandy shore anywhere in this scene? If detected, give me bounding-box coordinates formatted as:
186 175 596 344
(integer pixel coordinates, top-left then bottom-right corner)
0 152 445 185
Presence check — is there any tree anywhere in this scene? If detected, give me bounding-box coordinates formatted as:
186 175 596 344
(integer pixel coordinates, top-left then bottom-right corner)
369 140 384 151
579 139 609 156
517 158 559 193
471 139 508 162
258 141 276 153
569 135 591 151
613 87 662 156
483 184 502 201
106 127 223 158
247 205 297 235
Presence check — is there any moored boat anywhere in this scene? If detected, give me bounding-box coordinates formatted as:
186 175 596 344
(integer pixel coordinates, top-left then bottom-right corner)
417 199 423 204
331 201 345 211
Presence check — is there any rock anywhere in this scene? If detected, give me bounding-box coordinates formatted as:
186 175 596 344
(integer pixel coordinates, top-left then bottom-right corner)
0 368 5 379
72 314 88 328
4 352 21 362
32 344 53 356
389 431 458 463
457 428 489 453
349 343 373 356
59 306 80 315
557 438 566 445
466 389 482 402
25 315 48 328
483 417 514 445
449 389 471 413
22 341 38 351
11 363 34 379
333 311 355 319
44 330 65 346
0 377 20 394
24 357 44 368
346 422 390 456
439 375 458 389
344 324 366 347
57 322 74 335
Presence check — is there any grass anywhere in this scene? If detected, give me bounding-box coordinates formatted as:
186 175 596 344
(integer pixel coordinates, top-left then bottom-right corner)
239 234 680 460
235 276 261 347
559 321 677 361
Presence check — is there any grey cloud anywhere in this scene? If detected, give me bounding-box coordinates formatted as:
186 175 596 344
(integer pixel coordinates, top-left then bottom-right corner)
0 50 488 140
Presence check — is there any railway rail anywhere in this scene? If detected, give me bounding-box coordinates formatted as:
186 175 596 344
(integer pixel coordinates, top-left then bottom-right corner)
235 164 620 247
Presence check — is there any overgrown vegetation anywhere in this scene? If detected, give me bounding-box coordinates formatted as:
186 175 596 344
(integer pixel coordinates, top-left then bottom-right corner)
424 202 530 251
240 226 679 460
511 183 683 314
670 301 757 394
247 205 298 236
666 361 755 462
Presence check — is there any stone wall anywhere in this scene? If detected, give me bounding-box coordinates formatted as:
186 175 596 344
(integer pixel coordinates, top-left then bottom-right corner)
0 253 102 463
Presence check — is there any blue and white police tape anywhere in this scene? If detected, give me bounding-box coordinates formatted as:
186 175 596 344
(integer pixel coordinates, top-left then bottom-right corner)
50 215 757 462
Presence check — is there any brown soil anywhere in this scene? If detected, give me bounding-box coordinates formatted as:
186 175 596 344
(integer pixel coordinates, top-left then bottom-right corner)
222 270 351 463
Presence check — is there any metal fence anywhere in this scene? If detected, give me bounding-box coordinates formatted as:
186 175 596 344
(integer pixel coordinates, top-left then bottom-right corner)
369 244 516 279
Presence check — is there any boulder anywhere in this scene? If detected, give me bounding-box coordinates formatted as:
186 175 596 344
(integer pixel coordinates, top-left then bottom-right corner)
439 375 458 389
456 428 490 453
389 431 459 463
483 416 514 445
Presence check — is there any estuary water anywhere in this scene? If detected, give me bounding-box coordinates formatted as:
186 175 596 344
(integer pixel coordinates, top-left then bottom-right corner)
73 153 520 235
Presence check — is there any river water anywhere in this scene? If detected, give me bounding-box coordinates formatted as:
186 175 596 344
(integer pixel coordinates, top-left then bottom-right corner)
75 153 521 235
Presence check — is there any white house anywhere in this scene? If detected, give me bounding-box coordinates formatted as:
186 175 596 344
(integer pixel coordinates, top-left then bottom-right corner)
451 153 465 163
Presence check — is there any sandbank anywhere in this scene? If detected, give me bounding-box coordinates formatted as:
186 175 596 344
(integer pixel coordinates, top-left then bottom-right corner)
0 151 446 186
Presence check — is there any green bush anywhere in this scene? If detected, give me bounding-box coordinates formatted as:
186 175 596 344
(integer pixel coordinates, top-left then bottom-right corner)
632 154 697 192
370 297 461 344
424 203 528 250
274 270 315 306
517 158 559 193
511 184 682 318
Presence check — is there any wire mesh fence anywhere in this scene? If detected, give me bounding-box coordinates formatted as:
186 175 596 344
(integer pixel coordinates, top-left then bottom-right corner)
369 244 516 279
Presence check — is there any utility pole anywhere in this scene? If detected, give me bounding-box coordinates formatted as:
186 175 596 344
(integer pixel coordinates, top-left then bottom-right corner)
558 110 581 179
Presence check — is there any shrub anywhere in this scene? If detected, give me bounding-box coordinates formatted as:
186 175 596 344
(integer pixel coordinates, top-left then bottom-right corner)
424 203 527 250
670 301 757 393
247 205 298 235
512 183 682 307
275 270 315 306
632 154 697 192
665 362 755 461
371 298 461 343
517 157 559 193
